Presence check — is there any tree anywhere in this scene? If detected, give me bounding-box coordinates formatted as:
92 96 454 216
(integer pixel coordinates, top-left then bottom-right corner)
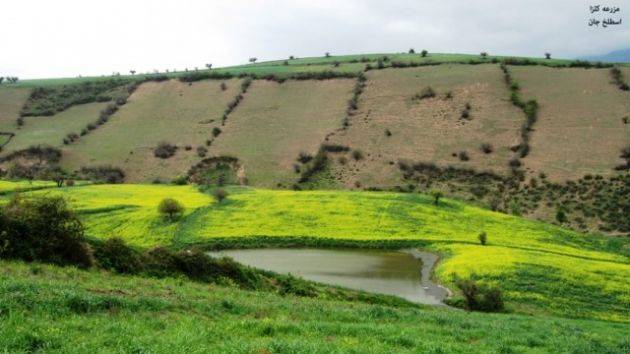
478 231 487 245
480 52 488 58
249 57 257 63
409 48 415 54
206 63 213 69
420 49 428 57
545 52 551 59
213 188 228 203
289 55 295 60
158 198 184 220
325 52 331 58
129 70 136 75
0 77 4 84
430 189 443 206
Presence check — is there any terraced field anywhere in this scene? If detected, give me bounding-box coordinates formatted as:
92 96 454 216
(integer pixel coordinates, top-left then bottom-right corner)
61 79 243 182
329 64 523 188
211 79 354 187
6 181 628 322
511 67 630 181
2 102 108 153
0 87 30 132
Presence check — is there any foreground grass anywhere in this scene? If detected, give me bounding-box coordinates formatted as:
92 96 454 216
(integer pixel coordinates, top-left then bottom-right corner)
5 182 630 322
1 260 629 353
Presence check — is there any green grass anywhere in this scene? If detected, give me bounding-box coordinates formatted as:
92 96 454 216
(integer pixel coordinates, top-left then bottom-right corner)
1 259 629 353
15 52 627 88
3 181 628 322
1 102 108 153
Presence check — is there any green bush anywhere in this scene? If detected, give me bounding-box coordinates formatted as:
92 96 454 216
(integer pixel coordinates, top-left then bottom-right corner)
0 196 94 268
158 198 184 220
455 278 504 312
478 231 487 245
154 142 177 159
93 237 144 274
213 188 228 203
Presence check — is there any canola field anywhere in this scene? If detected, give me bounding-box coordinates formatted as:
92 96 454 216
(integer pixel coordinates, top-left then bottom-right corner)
1 181 628 322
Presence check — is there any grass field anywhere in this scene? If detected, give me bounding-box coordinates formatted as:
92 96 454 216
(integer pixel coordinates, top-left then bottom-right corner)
511 67 630 181
61 79 243 182
3 181 628 322
2 260 629 353
211 79 354 187
1 102 108 153
0 87 30 132
329 64 523 188
12 52 599 88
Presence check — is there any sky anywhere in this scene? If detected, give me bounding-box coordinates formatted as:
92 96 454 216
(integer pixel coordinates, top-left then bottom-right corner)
1 0 628 79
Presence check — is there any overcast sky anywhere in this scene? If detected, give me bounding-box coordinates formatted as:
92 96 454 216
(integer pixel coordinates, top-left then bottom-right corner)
2 0 628 79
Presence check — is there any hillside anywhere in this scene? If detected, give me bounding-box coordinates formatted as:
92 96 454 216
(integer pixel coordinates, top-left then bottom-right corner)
2 259 629 353
0 52 628 236
2 181 628 322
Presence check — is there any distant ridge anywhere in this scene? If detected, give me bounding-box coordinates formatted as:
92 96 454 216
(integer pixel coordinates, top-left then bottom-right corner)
579 48 630 63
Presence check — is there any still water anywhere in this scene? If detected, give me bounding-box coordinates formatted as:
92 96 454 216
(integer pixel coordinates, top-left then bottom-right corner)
208 248 448 305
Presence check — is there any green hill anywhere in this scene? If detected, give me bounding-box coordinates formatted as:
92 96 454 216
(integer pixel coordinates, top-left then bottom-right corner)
2 259 629 353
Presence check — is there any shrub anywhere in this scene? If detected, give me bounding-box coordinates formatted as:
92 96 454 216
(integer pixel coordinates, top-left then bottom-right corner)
79 166 125 183
352 149 364 161
171 175 188 185
481 143 493 154
154 142 177 159
556 209 567 223
213 188 228 203
413 86 436 100
94 237 144 274
444 91 453 99
321 144 350 153
66 179 75 187
158 198 184 220
430 189 443 205
478 231 487 245
212 127 222 137
385 129 392 137
458 151 470 161
297 152 313 164
196 146 208 157
0 196 94 268
455 278 504 312
220 82 227 91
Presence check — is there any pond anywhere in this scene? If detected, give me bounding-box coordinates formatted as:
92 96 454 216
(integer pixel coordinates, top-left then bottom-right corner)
208 248 448 305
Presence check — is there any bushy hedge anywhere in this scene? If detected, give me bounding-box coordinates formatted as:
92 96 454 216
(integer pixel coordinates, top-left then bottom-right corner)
0 196 94 268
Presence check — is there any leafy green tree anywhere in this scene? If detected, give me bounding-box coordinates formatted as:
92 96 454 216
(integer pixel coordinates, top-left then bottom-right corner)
158 198 184 220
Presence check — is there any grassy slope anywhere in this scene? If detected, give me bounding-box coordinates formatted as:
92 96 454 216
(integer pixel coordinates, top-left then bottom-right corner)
61 79 242 182
1 102 108 153
328 64 522 188
2 260 629 353
511 67 630 181
0 87 30 132
6 182 629 322
211 79 354 187
13 52 605 88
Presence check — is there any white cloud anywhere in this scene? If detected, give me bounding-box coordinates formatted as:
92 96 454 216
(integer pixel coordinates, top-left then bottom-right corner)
1 0 628 78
